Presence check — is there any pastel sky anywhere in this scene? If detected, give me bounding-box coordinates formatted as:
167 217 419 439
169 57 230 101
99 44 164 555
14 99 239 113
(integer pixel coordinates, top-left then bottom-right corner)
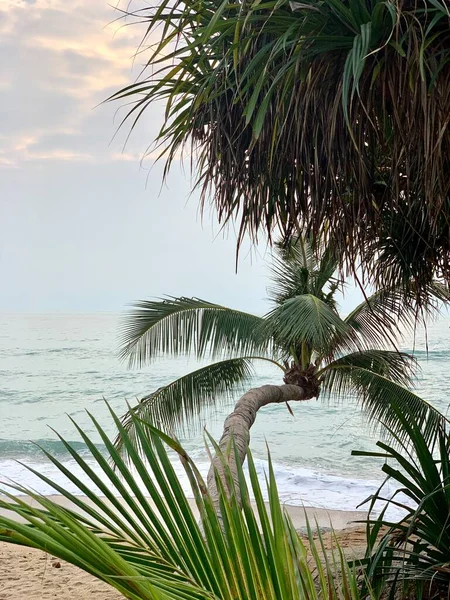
0 0 363 314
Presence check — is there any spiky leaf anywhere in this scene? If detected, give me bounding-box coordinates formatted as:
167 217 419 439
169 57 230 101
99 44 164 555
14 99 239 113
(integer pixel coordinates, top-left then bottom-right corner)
0 407 375 600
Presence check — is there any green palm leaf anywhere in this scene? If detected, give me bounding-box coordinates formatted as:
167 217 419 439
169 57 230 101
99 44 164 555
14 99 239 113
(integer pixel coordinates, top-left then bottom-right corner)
0 408 375 599
268 236 340 306
119 297 270 367
268 239 316 305
115 357 282 456
344 282 450 350
311 244 340 301
321 349 416 386
320 351 448 447
264 294 350 357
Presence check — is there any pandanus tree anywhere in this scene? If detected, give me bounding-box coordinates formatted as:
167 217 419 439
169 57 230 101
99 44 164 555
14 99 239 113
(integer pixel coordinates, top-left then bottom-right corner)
118 237 448 505
109 0 450 297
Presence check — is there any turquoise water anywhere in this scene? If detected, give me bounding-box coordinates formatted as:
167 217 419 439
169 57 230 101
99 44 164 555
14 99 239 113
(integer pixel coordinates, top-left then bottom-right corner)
1 313 449 511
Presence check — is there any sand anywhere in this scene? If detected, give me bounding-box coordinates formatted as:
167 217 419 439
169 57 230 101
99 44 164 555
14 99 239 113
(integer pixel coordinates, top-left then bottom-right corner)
0 496 368 600
0 542 123 600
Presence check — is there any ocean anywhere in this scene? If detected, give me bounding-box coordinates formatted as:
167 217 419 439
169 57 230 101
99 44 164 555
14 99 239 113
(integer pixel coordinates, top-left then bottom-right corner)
1 312 449 514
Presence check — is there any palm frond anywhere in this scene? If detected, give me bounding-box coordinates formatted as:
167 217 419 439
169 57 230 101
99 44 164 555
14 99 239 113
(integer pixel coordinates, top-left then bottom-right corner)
321 349 417 386
344 282 450 350
0 407 375 599
268 237 316 304
311 244 340 301
114 357 281 456
321 351 447 447
119 297 270 367
264 294 350 357
268 236 340 306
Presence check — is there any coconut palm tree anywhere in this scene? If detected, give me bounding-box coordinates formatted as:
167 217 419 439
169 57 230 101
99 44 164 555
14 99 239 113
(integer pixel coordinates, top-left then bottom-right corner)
117 237 448 504
109 0 450 297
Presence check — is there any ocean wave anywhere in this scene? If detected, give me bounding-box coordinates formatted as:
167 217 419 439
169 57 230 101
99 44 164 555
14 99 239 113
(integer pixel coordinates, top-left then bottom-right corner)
6 347 91 358
0 390 19 399
409 349 450 359
0 438 103 460
0 453 406 519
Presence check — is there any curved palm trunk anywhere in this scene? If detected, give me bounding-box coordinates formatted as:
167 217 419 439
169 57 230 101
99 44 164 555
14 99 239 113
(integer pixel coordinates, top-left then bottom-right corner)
206 383 317 510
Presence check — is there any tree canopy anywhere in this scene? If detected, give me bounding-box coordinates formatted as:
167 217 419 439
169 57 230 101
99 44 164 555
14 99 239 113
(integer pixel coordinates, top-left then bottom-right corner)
109 0 450 297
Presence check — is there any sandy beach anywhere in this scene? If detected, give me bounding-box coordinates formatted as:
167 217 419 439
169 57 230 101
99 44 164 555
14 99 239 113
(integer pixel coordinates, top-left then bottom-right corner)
0 496 368 600
1 525 370 600
0 542 123 600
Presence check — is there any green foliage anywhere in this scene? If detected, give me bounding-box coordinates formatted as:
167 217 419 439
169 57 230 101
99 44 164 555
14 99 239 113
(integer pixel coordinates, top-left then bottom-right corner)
264 294 350 357
0 408 376 600
268 238 341 305
118 236 448 455
321 352 446 447
115 357 271 449
345 282 450 350
353 410 450 597
119 297 269 367
108 0 450 295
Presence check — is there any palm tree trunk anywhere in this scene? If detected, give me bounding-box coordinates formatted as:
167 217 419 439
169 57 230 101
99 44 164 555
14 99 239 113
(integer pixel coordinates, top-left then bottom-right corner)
206 383 315 510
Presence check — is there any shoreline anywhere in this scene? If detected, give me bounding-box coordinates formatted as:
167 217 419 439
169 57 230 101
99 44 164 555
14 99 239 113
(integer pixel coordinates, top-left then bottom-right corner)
0 493 367 530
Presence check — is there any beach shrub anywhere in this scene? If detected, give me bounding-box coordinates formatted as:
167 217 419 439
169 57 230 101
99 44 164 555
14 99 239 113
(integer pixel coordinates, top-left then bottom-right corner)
353 410 450 598
0 406 375 600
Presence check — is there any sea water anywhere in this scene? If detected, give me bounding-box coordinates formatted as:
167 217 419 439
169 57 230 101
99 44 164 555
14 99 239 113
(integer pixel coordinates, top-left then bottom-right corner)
1 313 449 514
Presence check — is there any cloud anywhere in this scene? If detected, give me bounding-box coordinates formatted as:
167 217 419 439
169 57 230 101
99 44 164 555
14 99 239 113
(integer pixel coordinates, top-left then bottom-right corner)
110 151 141 162
0 0 290 316
0 0 157 169
0 153 17 168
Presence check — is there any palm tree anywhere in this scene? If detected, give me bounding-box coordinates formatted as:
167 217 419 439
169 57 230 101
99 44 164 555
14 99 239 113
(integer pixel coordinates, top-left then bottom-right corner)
118 237 448 505
109 0 450 297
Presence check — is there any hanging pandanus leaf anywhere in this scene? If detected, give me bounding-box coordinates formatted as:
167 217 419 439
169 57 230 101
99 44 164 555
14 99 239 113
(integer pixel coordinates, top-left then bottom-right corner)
108 0 450 299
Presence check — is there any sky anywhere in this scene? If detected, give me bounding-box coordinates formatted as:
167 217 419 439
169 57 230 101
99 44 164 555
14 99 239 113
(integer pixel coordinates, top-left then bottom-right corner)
0 0 364 315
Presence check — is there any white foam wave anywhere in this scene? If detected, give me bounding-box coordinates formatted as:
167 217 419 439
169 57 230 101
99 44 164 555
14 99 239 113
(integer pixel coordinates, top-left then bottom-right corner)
0 456 410 521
